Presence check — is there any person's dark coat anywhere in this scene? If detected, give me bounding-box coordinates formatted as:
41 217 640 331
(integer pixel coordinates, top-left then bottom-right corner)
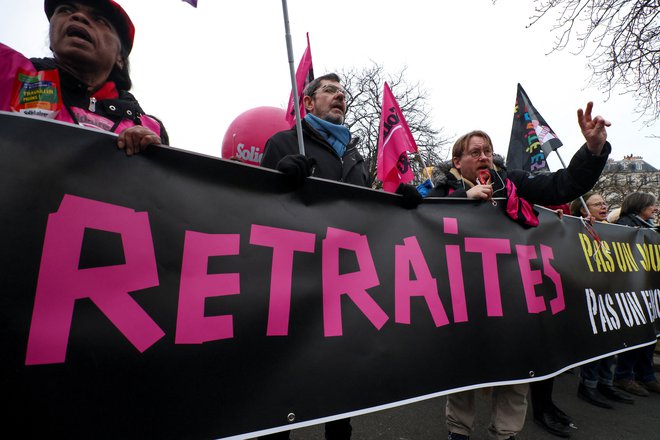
616 213 657 230
261 119 368 187
428 143 611 206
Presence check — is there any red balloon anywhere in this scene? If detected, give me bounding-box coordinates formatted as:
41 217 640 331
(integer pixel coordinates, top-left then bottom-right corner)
221 106 290 165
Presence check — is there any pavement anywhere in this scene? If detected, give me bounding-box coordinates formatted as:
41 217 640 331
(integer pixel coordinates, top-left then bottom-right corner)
270 351 660 440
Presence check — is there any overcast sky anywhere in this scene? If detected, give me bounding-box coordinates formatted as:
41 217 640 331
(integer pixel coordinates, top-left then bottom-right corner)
3 0 659 169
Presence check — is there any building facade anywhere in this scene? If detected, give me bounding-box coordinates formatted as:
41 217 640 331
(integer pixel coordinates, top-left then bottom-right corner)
593 155 659 210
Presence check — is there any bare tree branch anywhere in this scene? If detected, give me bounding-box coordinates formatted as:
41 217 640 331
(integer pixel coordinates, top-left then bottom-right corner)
516 0 659 123
339 62 451 188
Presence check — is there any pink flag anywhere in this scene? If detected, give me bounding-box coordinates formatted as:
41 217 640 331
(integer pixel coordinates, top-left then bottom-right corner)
377 82 418 193
285 33 314 126
182 0 197 6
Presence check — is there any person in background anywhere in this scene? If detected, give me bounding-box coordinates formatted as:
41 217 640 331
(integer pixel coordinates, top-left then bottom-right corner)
570 192 608 222
427 102 612 440
0 0 167 154
615 192 658 230
570 193 636 410
614 192 660 397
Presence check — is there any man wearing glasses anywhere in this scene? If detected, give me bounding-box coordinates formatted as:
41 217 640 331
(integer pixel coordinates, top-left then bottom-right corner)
428 103 611 226
427 103 612 440
259 73 365 440
261 73 368 188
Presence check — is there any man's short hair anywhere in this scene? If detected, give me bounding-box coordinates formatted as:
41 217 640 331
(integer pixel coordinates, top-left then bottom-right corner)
303 73 341 98
452 130 493 160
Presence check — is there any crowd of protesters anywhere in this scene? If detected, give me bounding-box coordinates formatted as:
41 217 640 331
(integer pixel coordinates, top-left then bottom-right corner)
257 84 658 440
1 2 658 440
533 190 659 440
255 75 655 440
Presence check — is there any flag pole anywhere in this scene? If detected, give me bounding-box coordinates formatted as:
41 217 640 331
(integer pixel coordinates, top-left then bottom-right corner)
281 0 305 155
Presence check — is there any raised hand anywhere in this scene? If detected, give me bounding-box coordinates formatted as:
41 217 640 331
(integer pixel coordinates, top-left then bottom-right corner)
577 101 611 155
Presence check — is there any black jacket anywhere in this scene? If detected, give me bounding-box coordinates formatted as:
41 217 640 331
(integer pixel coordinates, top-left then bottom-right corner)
428 143 611 206
261 119 368 187
616 213 658 231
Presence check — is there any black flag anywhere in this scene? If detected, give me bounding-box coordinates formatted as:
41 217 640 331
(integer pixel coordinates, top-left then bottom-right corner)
506 83 563 172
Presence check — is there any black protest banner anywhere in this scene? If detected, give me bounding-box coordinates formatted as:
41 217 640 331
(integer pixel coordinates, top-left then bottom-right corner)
1 113 658 439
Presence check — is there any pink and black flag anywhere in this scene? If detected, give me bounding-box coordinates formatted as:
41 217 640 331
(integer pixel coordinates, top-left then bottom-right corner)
377 82 418 193
285 33 314 126
182 0 197 6
506 83 562 173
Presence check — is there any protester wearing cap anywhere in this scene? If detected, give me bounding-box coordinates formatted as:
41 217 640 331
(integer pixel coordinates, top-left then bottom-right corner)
0 0 167 154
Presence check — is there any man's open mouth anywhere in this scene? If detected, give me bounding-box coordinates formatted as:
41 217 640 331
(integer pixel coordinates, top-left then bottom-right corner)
66 26 93 44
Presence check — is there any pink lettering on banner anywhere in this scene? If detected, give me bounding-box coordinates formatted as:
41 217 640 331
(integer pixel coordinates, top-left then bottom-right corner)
444 218 468 322
515 245 565 315
249 225 316 336
175 231 240 344
395 237 449 327
516 245 546 313
541 245 565 314
25 195 162 366
443 217 458 235
322 227 388 336
464 237 511 317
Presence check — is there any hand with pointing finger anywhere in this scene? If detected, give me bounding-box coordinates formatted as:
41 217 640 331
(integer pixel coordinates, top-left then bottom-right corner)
577 101 611 155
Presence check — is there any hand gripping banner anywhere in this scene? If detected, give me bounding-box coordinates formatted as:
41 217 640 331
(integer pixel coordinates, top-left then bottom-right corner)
1 113 658 439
